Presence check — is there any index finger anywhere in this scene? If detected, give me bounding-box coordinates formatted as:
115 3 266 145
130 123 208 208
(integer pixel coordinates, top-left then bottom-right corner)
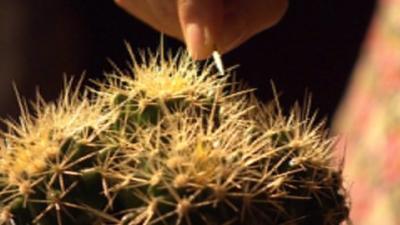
177 0 223 60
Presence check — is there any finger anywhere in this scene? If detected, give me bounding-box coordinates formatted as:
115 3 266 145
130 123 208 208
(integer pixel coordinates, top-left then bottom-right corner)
177 0 223 60
218 0 288 54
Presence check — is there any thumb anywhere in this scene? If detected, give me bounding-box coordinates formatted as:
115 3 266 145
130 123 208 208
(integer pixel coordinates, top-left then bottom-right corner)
177 0 223 60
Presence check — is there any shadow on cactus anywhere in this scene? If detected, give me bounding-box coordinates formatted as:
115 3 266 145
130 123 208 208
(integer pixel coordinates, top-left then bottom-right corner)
0 46 349 225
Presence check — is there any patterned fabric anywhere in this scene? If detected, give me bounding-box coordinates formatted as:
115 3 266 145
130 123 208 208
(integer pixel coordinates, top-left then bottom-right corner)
334 0 400 224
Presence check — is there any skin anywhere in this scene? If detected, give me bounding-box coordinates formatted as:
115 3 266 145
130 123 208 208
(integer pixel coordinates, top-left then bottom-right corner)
115 0 289 60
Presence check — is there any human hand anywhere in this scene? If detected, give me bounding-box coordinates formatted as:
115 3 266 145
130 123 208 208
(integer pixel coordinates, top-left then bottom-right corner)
115 0 288 60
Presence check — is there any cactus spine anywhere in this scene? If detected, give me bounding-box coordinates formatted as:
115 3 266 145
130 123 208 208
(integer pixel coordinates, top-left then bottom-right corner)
0 48 349 225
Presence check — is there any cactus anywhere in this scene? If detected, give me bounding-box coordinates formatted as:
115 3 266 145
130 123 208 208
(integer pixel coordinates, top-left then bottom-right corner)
0 47 349 225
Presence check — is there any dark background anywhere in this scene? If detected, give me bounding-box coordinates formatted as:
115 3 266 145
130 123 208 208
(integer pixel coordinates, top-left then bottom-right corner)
0 0 376 124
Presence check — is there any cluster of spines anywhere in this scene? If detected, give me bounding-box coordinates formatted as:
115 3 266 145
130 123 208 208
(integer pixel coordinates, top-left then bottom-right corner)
0 48 348 225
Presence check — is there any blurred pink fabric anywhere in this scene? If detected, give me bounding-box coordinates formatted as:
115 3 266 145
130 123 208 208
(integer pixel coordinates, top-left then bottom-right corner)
334 0 400 224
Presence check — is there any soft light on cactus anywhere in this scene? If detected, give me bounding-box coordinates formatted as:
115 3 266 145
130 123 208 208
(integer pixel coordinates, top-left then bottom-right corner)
0 47 349 225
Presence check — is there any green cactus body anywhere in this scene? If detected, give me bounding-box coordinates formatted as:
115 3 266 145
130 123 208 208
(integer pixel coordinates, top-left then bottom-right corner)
0 48 349 225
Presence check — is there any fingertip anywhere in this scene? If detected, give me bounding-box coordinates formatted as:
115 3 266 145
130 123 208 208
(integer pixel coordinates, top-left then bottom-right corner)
178 0 222 60
185 23 214 60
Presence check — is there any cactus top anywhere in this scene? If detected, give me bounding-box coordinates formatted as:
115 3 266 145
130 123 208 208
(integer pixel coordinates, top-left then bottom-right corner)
0 48 348 225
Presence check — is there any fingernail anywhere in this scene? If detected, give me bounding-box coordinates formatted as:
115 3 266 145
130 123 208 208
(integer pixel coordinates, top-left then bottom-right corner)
185 23 213 59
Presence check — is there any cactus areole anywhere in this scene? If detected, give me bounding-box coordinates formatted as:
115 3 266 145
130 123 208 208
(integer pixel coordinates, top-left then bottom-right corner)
0 47 349 225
